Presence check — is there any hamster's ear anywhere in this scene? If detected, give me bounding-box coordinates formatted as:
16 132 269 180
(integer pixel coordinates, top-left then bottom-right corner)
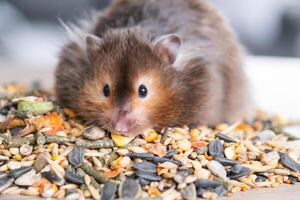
86 34 103 61
153 34 181 65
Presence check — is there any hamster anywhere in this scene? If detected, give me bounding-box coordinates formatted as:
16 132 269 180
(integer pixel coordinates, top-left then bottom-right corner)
55 0 252 136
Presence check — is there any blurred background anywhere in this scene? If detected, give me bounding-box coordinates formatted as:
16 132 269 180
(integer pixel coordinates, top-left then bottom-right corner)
0 0 300 118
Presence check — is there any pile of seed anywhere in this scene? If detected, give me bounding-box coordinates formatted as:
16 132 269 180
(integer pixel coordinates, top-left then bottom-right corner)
0 84 300 200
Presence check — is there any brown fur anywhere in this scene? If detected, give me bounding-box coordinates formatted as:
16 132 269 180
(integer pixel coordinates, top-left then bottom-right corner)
55 0 252 136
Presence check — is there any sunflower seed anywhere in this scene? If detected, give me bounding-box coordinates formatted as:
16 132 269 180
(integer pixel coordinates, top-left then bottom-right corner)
135 170 162 181
208 140 223 157
215 133 236 143
42 171 64 186
194 179 222 188
180 183 196 200
228 167 251 179
83 126 105 140
0 175 14 192
288 175 299 184
280 153 300 172
65 171 84 185
68 146 84 167
127 152 155 160
214 185 227 196
255 175 267 182
118 178 141 199
207 161 227 180
9 166 33 178
152 157 182 166
163 149 177 159
231 164 243 174
214 157 238 166
137 178 150 186
101 181 117 200
132 162 157 173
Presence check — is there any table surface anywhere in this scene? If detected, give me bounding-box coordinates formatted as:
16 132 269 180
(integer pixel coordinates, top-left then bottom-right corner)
1 56 300 199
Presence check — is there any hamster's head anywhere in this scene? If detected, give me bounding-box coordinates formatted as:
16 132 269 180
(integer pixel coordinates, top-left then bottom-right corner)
78 31 184 136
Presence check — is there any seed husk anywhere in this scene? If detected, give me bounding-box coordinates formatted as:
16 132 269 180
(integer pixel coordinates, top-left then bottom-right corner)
101 181 117 200
0 175 14 192
163 149 177 159
215 132 236 143
152 157 182 166
65 171 84 185
35 132 46 145
208 140 223 157
68 146 84 167
194 179 223 188
33 153 48 172
76 139 114 149
132 162 157 173
214 157 238 166
9 166 33 178
80 163 108 184
135 170 162 181
180 183 197 200
280 153 300 172
231 164 243 174
118 178 141 199
42 171 64 186
127 152 155 160
228 167 251 179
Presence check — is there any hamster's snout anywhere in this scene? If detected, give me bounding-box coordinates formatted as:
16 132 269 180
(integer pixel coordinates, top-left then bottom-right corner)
112 104 136 133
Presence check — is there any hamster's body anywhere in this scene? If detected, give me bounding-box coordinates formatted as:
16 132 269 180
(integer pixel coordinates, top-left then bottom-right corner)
55 0 251 136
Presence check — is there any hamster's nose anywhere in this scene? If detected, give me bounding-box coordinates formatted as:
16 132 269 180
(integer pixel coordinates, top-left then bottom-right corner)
114 117 135 133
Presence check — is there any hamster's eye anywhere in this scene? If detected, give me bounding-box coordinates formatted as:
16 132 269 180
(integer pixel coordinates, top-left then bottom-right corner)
103 84 110 97
138 84 148 98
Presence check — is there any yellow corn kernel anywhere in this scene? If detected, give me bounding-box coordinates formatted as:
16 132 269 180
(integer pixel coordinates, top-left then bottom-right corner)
144 129 159 143
111 132 135 148
51 154 59 161
13 154 22 161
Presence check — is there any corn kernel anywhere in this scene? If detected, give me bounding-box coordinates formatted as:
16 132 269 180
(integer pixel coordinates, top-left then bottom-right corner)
144 129 159 143
51 154 59 161
13 154 22 161
111 133 135 147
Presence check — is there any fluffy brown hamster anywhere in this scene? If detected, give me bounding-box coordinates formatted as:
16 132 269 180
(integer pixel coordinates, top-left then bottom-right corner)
55 0 252 136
